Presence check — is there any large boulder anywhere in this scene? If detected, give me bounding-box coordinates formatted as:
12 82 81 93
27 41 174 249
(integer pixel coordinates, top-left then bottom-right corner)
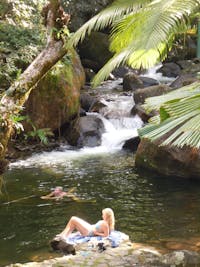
177 58 200 75
77 115 105 147
78 32 113 71
23 49 85 132
135 138 200 179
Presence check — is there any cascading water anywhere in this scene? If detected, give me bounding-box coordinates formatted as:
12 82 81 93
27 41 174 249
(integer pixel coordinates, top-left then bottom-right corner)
10 91 143 168
97 93 143 150
10 66 174 169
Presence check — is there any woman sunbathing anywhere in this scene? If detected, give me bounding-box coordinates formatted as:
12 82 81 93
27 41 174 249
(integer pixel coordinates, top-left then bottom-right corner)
58 208 115 238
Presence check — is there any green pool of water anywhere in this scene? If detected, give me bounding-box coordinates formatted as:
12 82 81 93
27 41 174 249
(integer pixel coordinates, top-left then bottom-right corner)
1 151 200 266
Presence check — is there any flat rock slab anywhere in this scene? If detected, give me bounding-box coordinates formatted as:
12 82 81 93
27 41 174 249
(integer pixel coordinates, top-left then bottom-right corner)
6 241 200 267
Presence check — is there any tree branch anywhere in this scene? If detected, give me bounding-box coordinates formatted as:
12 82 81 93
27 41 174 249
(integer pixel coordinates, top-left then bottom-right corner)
0 0 70 172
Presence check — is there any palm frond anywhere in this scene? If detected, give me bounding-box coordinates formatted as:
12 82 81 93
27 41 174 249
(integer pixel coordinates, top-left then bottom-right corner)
110 0 198 57
92 0 200 85
139 81 200 148
163 94 200 118
91 50 130 87
161 113 200 147
69 0 150 47
139 110 200 141
143 82 200 112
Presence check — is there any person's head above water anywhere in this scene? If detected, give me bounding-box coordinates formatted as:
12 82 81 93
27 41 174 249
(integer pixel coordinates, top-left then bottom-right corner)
53 186 66 197
54 186 63 192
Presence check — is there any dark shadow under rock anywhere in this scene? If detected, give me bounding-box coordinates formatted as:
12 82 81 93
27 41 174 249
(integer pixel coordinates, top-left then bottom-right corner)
122 136 140 152
80 92 96 112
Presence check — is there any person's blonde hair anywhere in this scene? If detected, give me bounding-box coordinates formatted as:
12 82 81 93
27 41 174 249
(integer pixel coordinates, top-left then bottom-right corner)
103 208 115 232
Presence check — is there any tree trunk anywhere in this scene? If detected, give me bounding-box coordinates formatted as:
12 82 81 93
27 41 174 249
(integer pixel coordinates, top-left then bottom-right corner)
0 0 70 173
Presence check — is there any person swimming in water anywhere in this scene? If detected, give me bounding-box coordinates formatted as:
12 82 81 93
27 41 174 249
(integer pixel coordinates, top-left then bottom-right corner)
57 208 115 237
41 186 78 201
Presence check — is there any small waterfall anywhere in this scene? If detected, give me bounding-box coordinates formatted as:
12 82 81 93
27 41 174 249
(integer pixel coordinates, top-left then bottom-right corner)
87 92 143 151
144 64 175 83
10 92 143 168
100 115 143 150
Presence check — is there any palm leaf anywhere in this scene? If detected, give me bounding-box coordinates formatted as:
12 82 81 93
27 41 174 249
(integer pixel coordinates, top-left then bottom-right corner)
143 82 200 112
94 0 200 86
162 113 200 147
70 0 200 86
139 82 200 148
69 0 150 47
139 110 200 140
91 50 130 87
163 94 200 118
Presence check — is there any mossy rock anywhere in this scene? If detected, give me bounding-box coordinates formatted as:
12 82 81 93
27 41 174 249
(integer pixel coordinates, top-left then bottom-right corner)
23 49 85 132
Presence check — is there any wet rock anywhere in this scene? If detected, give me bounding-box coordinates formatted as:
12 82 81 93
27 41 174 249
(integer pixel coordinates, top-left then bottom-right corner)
133 84 172 105
89 100 107 113
80 92 96 112
157 62 181 78
169 74 199 89
140 76 159 87
77 115 105 147
79 108 87 117
112 66 133 78
123 72 144 91
123 73 159 91
131 104 157 123
135 138 200 179
78 32 113 71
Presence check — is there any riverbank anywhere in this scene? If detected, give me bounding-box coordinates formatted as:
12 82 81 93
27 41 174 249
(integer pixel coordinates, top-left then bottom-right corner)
6 240 200 267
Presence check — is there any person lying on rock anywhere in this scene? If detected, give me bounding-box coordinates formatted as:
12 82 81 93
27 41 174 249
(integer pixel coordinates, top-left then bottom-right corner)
41 186 78 201
57 208 115 238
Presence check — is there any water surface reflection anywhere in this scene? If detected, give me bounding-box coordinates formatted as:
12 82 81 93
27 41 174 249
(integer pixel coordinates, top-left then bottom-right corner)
1 151 200 265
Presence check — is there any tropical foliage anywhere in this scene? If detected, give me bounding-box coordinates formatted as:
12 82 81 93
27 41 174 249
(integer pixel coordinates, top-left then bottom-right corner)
70 0 200 150
0 0 45 90
70 0 200 87
138 81 200 149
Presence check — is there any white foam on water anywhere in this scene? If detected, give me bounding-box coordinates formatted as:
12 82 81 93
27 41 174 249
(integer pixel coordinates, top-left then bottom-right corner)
9 85 144 169
144 64 175 83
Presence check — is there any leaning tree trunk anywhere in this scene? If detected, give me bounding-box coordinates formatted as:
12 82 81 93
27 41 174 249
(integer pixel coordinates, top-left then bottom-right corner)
0 0 70 173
